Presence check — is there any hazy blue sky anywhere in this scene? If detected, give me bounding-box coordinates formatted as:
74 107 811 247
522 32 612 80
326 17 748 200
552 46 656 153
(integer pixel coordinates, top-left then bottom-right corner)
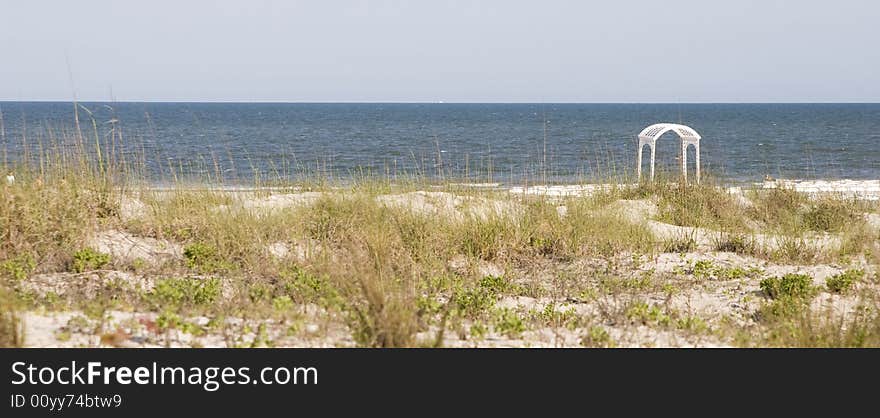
1 0 877 102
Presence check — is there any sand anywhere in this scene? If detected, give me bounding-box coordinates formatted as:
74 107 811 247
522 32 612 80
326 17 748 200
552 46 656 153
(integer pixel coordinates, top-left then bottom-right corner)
510 179 880 201
762 179 880 200
89 230 183 264
377 191 520 220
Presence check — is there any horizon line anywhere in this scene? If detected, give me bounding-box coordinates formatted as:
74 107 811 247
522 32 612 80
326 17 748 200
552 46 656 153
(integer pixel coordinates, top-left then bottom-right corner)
1 99 879 105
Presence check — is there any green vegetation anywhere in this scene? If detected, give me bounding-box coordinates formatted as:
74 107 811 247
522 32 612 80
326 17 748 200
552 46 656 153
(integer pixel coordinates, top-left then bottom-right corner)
826 270 864 294
581 326 615 348
183 243 234 273
625 301 672 327
740 270 877 347
656 183 749 230
72 248 111 273
493 308 527 338
760 274 817 299
0 255 35 281
146 277 221 309
803 199 862 233
749 288 880 348
690 259 760 281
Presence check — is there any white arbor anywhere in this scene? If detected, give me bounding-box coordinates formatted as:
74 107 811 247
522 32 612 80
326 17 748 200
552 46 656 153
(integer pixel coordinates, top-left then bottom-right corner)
637 123 702 183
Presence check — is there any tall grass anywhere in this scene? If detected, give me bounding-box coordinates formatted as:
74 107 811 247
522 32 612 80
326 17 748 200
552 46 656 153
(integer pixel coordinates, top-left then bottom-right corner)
0 287 24 347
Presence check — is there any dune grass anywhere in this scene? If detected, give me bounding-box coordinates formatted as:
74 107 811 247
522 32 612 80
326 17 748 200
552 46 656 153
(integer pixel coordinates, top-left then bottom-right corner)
0 287 24 347
2 116 880 347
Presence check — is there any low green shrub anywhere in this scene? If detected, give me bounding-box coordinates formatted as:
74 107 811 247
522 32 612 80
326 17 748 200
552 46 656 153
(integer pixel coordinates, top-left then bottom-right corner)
826 269 864 294
0 256 35 281
183 242 233 273
493 308 526 338
72 248 110 273
146 277 221 309
760 274 816 299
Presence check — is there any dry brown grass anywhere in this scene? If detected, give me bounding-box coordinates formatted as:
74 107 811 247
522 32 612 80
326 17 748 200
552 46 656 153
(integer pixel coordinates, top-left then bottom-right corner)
0 287 25 347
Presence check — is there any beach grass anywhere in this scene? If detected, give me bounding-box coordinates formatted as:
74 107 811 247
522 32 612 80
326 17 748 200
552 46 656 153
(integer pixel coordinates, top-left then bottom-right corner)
2 117 879 348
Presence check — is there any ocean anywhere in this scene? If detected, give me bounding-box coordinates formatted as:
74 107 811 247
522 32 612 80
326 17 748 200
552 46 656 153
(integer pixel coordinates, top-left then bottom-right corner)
1 102 878 185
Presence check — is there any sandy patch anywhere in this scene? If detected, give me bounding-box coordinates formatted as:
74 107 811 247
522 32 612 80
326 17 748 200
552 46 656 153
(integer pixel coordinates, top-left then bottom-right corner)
118 195 149 222
645 218 843 253
265 239 324 263
19 306 353 348
21 311 95 348
609 199 658 223
448 255 505 277
19 270 152 298
762 179 880 201
89 230 183 264
645 251 766 274
762 264 844 285
378 191 519 220
866 213 880 230
608 325 730 348
238 192 323 212
509 184 620 198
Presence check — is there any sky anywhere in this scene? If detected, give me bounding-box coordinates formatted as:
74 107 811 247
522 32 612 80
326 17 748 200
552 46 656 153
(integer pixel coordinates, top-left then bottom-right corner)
1 0 878 103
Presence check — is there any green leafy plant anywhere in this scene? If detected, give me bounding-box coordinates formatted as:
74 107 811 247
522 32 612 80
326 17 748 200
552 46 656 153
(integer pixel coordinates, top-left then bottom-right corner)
826 269 863 294
581 326 615 348
760 274 816 299
469 322 488 340
183 242 233 273
493 308 526 338
625 301 671 326
688 259 754 280
534 303 581 330
716 266 749 280
156 310 182 331
146 277 221 308
450 275 518 319
72 248 111 273
454 287 496 317
693 260 716 279
0 256 35 281
478 275 511 294
272 295 294 312
282 266 339 306
676 316 709 333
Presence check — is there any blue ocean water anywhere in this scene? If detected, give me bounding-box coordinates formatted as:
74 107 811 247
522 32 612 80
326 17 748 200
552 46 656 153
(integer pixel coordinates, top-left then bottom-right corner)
1 102 878 185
